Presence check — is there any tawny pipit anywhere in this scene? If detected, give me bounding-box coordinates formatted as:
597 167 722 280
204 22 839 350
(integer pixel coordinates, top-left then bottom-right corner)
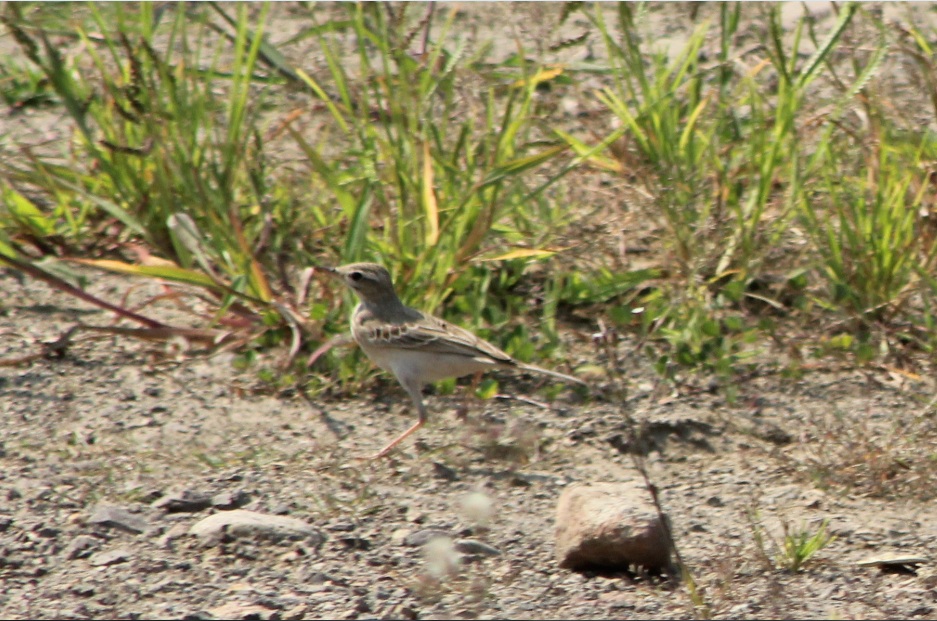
325 262 584 458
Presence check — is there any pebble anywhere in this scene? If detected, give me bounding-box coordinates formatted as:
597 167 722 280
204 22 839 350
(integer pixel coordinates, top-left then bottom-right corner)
211 490 251 510
453 538 501 557
403 529 451 547
64 535 100 560
390 528 411 546
188 510 324 546
431 462 459 481
88 548 132 567
88 504 148 534
207 602 279 620
152 489 213 513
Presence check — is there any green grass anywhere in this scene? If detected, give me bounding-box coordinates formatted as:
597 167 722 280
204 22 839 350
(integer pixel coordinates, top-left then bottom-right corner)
748 509 837 573
3 2 937 385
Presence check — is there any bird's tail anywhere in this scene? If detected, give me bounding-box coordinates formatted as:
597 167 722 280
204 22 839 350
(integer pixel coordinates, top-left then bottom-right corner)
516 362 586 386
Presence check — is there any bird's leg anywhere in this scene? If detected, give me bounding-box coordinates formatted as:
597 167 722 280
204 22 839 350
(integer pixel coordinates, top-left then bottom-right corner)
369 381 427 459
455 371 484 421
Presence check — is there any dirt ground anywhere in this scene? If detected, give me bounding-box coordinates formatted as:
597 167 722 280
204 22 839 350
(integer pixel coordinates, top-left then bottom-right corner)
3 256 937 621
2 3 937 620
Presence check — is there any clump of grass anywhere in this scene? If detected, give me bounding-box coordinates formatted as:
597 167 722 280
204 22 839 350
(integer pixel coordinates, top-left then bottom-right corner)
8 2 937 391
779 519 836 572
553 3 937 379
564 3 864 377
0 4 307 364
3 4 274 262
748 509 837 573
0 3 584 384
0 57 56 111
287 4 579 363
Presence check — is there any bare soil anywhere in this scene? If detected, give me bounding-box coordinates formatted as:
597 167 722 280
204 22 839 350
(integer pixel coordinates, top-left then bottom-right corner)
4 265 937 620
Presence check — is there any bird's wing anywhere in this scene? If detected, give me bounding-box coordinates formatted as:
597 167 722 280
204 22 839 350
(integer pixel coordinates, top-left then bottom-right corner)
364 312 516 365
355 308 584 385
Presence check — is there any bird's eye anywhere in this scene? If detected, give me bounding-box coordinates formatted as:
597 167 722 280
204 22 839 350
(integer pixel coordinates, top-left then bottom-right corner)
349 271 363 282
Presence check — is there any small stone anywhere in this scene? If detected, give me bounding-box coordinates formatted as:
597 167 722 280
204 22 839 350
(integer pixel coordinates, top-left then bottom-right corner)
64 535 100 560
391 528 411 546
207 602 278 620
211 490 250 510
71 582 96 596
152 489 212 513
188 509 324 546
453 538 501 557
432 462 459 481
857 553 928 574
555 481 671 571
283 603 309 620
326 521 355 532
88 504 148 534
403 529 451 547
88 548 131 567
339 536 370 551
270 502 292 515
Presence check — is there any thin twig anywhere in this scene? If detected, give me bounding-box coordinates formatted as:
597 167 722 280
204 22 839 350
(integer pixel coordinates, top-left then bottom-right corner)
593 318 711 619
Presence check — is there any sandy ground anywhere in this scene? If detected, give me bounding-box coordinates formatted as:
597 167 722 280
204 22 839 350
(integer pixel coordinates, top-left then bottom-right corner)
2 265 936 620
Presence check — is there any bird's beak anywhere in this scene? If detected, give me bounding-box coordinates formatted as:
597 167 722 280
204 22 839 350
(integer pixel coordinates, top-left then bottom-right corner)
319 266 340 280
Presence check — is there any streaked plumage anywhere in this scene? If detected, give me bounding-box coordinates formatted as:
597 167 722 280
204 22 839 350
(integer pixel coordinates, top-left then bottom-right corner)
324 262 583 457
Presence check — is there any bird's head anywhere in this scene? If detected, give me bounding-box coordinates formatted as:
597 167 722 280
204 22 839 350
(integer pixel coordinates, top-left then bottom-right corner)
324 262 399 305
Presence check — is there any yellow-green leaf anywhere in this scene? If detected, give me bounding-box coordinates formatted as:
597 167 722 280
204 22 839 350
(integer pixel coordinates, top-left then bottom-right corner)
71 259 220 289
514 65 564 89
555 128 624 173
2 185 55 236
478 248 558 262
422 140 439 247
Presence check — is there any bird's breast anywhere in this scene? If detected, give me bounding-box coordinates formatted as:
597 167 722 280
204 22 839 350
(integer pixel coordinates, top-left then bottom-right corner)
356 342 497 386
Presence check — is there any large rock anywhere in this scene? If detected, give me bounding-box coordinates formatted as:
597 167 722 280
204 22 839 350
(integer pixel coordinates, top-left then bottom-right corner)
555 481 671 571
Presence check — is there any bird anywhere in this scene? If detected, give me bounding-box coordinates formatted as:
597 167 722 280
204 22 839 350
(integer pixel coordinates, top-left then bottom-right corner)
323 262 585 458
